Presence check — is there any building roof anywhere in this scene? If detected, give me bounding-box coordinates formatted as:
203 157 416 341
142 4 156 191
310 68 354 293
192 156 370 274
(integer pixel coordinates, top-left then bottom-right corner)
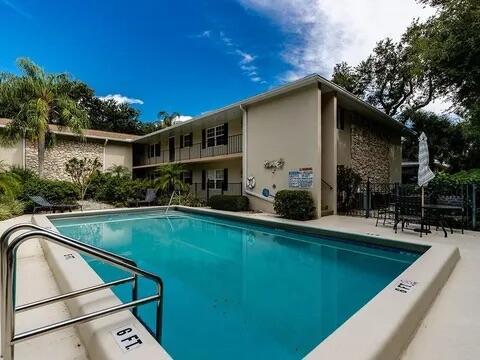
0 118 139 143
135 73 405 142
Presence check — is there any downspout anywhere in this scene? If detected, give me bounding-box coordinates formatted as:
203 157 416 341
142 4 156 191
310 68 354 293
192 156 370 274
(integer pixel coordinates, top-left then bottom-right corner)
103 138 108 171
239 104 274 203
22 134 26 169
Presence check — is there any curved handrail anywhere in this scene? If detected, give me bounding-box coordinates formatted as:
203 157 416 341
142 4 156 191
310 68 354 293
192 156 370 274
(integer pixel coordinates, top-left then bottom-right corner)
1 228 164 360
0 223 137 267
322 178 334 190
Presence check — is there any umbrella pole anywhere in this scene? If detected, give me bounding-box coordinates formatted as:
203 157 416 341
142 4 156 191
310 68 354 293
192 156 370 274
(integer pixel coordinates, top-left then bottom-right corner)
421 186 425 233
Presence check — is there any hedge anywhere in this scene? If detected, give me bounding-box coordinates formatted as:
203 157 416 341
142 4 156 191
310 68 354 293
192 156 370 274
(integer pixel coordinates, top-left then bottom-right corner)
208 195 249 212
274 190 315 220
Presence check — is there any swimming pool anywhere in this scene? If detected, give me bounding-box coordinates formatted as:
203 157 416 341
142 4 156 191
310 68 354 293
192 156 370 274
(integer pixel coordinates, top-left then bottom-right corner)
52 210 422 359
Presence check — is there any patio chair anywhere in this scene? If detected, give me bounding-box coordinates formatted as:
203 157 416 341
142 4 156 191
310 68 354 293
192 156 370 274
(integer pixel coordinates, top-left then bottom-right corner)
375 192 397 227
394 195 426 236
128 188 157 207
436 195 465 234
29 195 81 214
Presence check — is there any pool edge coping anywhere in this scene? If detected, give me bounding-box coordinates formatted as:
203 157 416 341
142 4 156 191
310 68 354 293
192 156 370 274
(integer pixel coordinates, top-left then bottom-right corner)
42 206 459 360
33 213 172 360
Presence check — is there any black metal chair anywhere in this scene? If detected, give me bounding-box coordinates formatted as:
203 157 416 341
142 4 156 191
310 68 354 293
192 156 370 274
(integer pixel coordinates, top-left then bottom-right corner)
375 192 397 227
128 188 157 207
436 195 465 234
395 195 426 236
29 195 81 214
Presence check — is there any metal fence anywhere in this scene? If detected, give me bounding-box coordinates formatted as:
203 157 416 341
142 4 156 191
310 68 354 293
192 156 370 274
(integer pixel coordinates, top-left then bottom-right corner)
339 180 479 230
187 182 243 202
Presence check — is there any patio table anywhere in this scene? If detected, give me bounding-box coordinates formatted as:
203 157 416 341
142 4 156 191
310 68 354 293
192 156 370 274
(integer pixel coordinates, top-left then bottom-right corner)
422 204 464 238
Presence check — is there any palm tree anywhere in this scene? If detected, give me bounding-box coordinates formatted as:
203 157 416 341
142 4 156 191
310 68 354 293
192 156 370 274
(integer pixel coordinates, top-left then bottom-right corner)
156 111 180 128
0 58 88 177
0 161 20 199
154 164 187 192
107 164 131 178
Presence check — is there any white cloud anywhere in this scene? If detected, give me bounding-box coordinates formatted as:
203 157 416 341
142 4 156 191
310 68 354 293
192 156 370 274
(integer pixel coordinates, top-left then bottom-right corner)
192 30 211 38
1 0 31 18
238 0 434 81
219 31 234 47
236 49 255 64
98 94 144 105
172 115 193 124
197 30 264 84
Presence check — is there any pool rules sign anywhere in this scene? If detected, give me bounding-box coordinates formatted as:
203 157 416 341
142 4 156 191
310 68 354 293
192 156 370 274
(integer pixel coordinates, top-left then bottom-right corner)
288 167 314 189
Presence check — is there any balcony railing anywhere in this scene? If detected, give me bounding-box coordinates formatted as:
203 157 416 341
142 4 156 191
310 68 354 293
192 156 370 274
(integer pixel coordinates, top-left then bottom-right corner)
134 134 242 167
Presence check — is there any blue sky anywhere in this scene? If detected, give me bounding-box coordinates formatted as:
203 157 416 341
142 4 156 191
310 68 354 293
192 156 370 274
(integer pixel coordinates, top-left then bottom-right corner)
0 0 435 121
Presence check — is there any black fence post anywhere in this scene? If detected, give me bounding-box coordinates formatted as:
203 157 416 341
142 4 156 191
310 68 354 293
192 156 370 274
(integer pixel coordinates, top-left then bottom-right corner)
365 178 371 218
473 183 477 230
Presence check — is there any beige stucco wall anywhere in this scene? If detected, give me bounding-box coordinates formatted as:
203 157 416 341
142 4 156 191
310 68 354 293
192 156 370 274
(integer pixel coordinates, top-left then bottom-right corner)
137 117 242 166
104 142 133 170
245 85 322 216
336 112 353 168
321 93 337 213
389 137 402 183
0 138 23 167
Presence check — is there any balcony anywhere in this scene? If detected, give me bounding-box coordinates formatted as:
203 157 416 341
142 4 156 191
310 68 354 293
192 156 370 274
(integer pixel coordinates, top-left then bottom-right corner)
134 134 242 167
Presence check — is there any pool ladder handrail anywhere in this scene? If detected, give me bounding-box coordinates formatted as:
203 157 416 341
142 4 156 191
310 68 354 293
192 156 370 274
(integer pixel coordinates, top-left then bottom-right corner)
0 223 164 360
165 190 180 214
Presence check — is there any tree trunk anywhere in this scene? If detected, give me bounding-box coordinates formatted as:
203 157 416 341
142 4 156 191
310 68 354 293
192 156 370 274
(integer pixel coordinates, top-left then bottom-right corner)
38 129 46 177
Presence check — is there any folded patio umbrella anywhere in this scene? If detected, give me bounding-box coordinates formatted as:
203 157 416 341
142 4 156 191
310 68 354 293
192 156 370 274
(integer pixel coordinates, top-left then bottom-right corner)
418 132 435 216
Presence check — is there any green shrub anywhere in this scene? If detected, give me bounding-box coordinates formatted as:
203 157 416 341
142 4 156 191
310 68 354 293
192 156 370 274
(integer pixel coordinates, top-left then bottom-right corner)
0 198 25 220
274 190 315 220
157 192 206 207
208 195 249 212
88 172 155 206
19 177 79 211
337 166 362 213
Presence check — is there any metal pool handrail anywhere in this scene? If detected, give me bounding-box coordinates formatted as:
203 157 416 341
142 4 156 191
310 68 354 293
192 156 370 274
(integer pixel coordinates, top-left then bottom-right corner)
0 226 164 360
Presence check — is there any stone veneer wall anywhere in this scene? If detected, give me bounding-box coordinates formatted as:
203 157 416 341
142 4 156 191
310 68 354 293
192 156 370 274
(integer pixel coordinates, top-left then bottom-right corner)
26 138 103 181
351 122 393 183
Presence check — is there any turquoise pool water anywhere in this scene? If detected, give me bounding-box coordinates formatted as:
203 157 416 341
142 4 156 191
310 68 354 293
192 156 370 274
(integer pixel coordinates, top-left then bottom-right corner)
52 210 421 359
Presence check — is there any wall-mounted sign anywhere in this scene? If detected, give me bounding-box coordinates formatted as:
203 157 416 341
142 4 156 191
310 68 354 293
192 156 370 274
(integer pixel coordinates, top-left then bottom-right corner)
288 168 314 189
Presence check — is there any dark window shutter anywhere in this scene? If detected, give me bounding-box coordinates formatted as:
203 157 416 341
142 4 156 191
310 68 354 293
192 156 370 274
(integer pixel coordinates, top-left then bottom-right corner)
180 135 184 148
223 123 228 145
189 132 193 147
187 170 193 184
223 168 228 191
202 170 206 190
180 171 184 181
146 144 150 158
202 129 206 149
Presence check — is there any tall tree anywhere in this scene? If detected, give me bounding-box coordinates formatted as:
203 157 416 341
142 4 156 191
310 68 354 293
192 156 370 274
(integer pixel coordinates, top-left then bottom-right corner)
408 0 480 111
400 110 467 171
332 38 436 117
0 58 88 177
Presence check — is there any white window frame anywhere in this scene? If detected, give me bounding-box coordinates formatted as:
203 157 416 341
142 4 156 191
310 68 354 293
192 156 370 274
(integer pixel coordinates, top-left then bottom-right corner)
206 124 225 147
207 169 224 189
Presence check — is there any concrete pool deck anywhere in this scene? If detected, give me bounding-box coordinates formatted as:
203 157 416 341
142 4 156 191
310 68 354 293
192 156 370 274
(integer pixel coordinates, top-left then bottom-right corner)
0 214 89 360
0 209 476 359
247 213 479 360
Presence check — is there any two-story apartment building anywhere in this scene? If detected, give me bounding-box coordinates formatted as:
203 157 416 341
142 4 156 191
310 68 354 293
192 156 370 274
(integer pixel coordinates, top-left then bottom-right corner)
132 74 403 216
0 74 402 217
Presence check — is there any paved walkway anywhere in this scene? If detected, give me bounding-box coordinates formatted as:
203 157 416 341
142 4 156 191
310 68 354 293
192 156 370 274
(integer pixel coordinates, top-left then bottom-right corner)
0 215 88 360
249 213 479 360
